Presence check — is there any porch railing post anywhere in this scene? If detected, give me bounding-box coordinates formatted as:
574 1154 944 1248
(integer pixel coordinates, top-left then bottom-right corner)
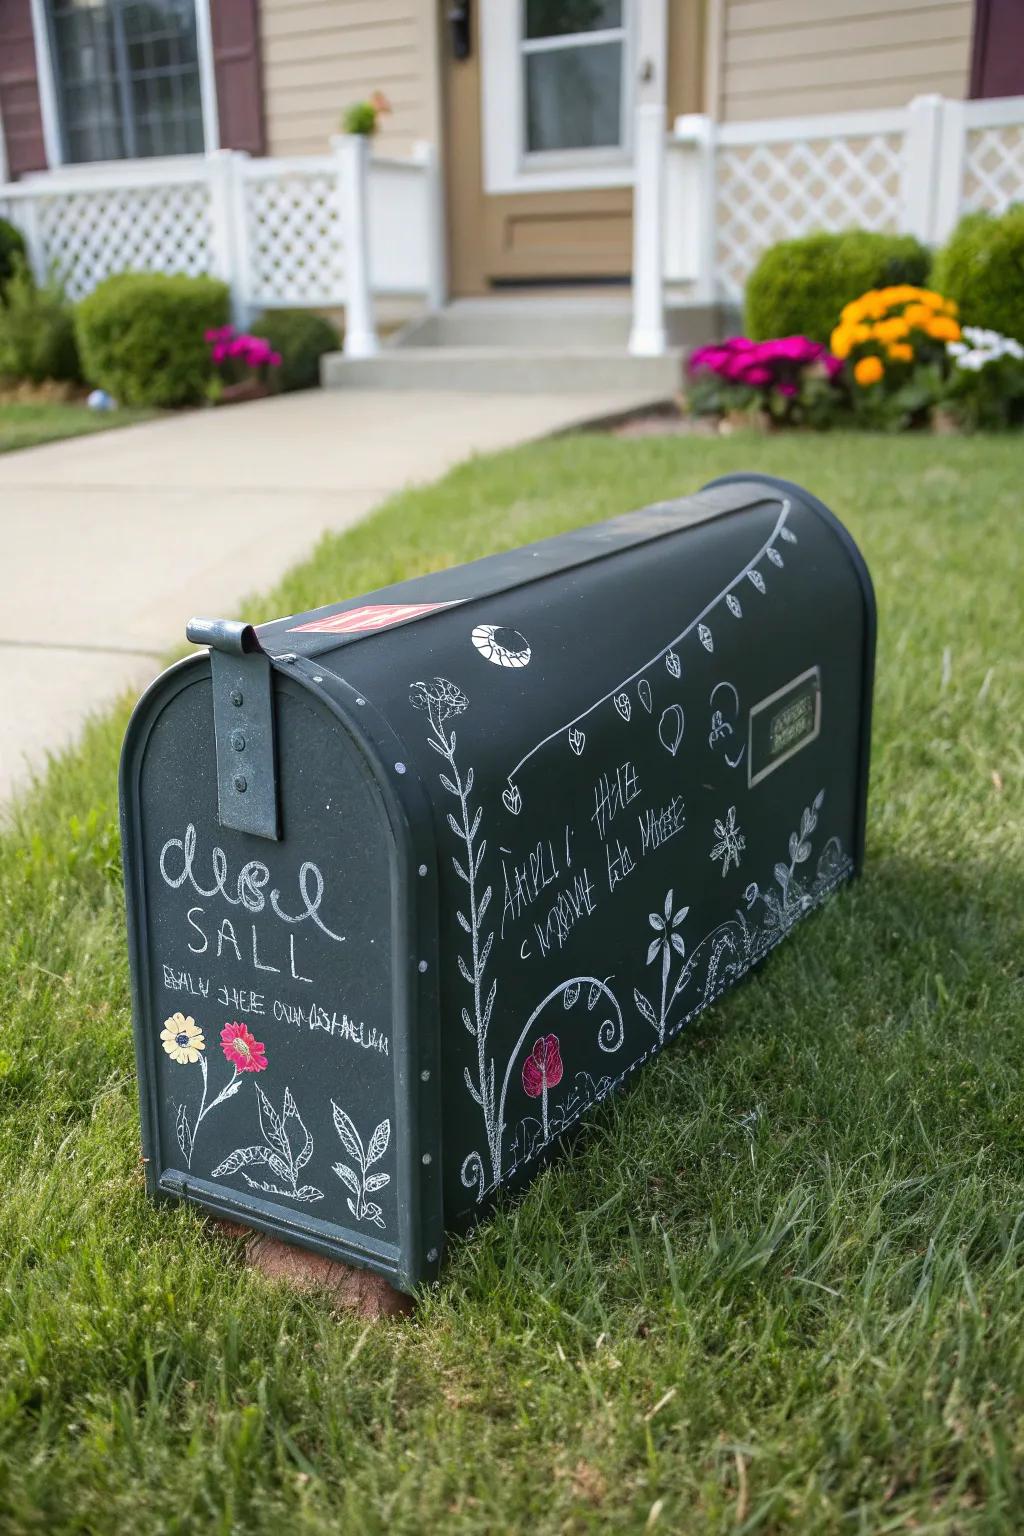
207 148 245 327
334 133 379 358
630 100 667 357
900 94 944 245
414 138 447 311
934 97 966 246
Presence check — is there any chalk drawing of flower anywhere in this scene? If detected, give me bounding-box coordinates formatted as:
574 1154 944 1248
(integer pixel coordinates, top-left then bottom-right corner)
409 675 468 730
160 1012 205 1065
522 1034 564 1140
220 1021 268 1074
634 890 689 1043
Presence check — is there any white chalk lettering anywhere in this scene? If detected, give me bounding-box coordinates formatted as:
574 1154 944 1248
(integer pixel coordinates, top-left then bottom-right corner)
592 762 641 841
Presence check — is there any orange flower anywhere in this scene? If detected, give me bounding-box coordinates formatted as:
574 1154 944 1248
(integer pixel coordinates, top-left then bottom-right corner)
887 343 913 363
927 314 961 342
830 325 853 359
854 355 884 386
903 303 932 329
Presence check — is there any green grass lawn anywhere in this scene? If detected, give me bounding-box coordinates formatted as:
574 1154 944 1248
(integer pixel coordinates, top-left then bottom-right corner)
1 432 1022 1533
0 402 155 454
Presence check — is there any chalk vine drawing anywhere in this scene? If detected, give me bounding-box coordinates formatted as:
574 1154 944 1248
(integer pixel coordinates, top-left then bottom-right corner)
632 791 845 1050
410 676 625 1201
211 1083 324 1203
472 623 532 669
331 1102 391 1229
501 498 793 811
164 1015 266 1170
710 805 746 877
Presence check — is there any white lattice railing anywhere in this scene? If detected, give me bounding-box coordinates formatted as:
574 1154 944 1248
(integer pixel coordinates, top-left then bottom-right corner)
632 92 1024 354
0 137 444 358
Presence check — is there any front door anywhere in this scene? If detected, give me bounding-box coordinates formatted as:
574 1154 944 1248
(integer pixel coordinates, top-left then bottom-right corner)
443 1 638 294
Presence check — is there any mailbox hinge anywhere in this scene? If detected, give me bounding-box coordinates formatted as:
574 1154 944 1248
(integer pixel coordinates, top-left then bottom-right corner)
186 618 280 841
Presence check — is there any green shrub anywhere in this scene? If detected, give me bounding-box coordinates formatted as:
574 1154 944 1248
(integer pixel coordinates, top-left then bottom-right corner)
0 217 27 303
745 231 932 344
251 308 340 391
934 206 1024 343
0 260 80 382
74 271 229 406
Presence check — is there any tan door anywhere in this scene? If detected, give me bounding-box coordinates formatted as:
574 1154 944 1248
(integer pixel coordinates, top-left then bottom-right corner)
443 2 634 295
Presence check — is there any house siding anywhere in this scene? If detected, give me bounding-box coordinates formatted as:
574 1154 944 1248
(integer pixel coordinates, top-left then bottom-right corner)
259 0 439 156
717 0 974 120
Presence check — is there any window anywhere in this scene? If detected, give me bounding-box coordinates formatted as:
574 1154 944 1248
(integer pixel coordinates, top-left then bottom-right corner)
47 0 204 163
521 1 628 160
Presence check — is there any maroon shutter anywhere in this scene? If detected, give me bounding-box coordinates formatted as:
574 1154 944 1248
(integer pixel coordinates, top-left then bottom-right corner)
0 0 48 178
970 0 1024 99
211 0 266 155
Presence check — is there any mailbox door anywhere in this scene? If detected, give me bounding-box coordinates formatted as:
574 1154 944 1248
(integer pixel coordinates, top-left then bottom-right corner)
121 662 441 1290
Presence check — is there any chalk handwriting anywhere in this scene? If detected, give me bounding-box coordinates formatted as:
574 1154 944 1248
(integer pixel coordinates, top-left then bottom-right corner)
592 761 642 840
531 869 599 958
638 795 687 856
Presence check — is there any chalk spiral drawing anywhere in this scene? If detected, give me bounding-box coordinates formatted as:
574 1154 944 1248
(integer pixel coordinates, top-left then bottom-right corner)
710 805 746 877
212 1083 324 1203
331 1102 391 1229
472 623 532 669
501 498 793 811
409 677 625 1201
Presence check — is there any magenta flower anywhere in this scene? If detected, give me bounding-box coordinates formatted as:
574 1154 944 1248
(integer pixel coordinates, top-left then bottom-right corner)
687 332 842 415
522 1034 563 1142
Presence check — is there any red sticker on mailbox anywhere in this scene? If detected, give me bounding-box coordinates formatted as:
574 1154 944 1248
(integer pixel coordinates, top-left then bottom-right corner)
289 601 459 635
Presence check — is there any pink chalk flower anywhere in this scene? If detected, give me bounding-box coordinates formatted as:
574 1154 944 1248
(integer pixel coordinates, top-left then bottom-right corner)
522 1034 563 1098
220 1021 268 1073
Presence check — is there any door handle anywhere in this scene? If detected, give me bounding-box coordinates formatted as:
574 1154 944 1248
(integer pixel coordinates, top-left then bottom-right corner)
448 0 471 60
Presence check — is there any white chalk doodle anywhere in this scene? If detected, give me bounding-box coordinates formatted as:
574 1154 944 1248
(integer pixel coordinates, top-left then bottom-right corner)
698 623 714 653
211 1084 323 1202
710 805 746 877
726 594 743 619
781 526 798 544
500 498 791 803
614 692 632 722
658 704 685 757
472 623 532 669
767 547 784 568
569 726 586 756
331 1102 391 1229
665 649 681 679
638 678 653 714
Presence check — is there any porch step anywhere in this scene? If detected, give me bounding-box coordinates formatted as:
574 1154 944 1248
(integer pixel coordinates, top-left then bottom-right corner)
321 345 685 395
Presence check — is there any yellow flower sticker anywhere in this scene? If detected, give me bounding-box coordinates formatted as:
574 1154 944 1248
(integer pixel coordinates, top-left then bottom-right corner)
161 1012 206 1065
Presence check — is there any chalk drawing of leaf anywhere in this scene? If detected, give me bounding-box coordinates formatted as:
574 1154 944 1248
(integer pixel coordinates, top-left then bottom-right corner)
458 953 474 984
699 623 713 653
447 812 463 839
293 1186 325 1203
364 1171 391 1193
255 1083 289 1160
478 886 492 922
363 1202 386 1229
212 1145 272 1178
614 692 631 721
333 1162 360 1197
456 909 472 933
465 765 474 796
587 981 602 1011
634 989 658 1030
346 1196 357 1218
332 1101 364 1166
727 594 743 618
563 981 581 1009
292 1111 313 1173
781 525 797 543
464 1066 482 1104
638 679 653 713
747 570 766 594
813 788 825 812
774 862 791 894
264 1152 293 1184
439 773 458 796
569 726 585 756
502 784 522 816
462 1006 475 1036
647 938 662 965
366 1119 391 1167
175 1103 192 1161
767 547 784 568
452 855 469 882
658 704 685 757
665 649 681 679
482 978 497 1030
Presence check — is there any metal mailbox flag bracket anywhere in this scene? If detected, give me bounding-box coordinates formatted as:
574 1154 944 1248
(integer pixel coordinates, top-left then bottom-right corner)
185 617 281 841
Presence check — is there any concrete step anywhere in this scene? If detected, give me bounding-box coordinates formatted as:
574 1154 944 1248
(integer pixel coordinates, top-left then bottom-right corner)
399 301 633 349
322 346 684 394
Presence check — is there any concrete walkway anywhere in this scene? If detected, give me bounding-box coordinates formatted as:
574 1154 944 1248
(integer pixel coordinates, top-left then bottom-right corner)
0 386 656 803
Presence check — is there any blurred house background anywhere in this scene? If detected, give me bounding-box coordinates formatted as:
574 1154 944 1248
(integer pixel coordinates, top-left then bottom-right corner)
0 0 1022 383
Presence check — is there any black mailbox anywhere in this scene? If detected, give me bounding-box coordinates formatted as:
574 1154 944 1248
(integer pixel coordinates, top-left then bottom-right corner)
120 474 875 1291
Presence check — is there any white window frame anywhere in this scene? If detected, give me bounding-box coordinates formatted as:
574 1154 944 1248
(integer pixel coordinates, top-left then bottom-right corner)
27 0 218 172
481 0 646 194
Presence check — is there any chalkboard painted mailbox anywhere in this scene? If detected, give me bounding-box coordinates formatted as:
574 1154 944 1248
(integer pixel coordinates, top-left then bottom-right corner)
121 475 875 1292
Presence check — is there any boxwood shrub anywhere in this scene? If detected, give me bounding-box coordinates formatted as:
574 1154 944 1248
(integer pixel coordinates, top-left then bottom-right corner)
934 206 1024 343
75 272 229 406
745 230 932 344
0 218 27 303
0 263 80 382
252 308 340 391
